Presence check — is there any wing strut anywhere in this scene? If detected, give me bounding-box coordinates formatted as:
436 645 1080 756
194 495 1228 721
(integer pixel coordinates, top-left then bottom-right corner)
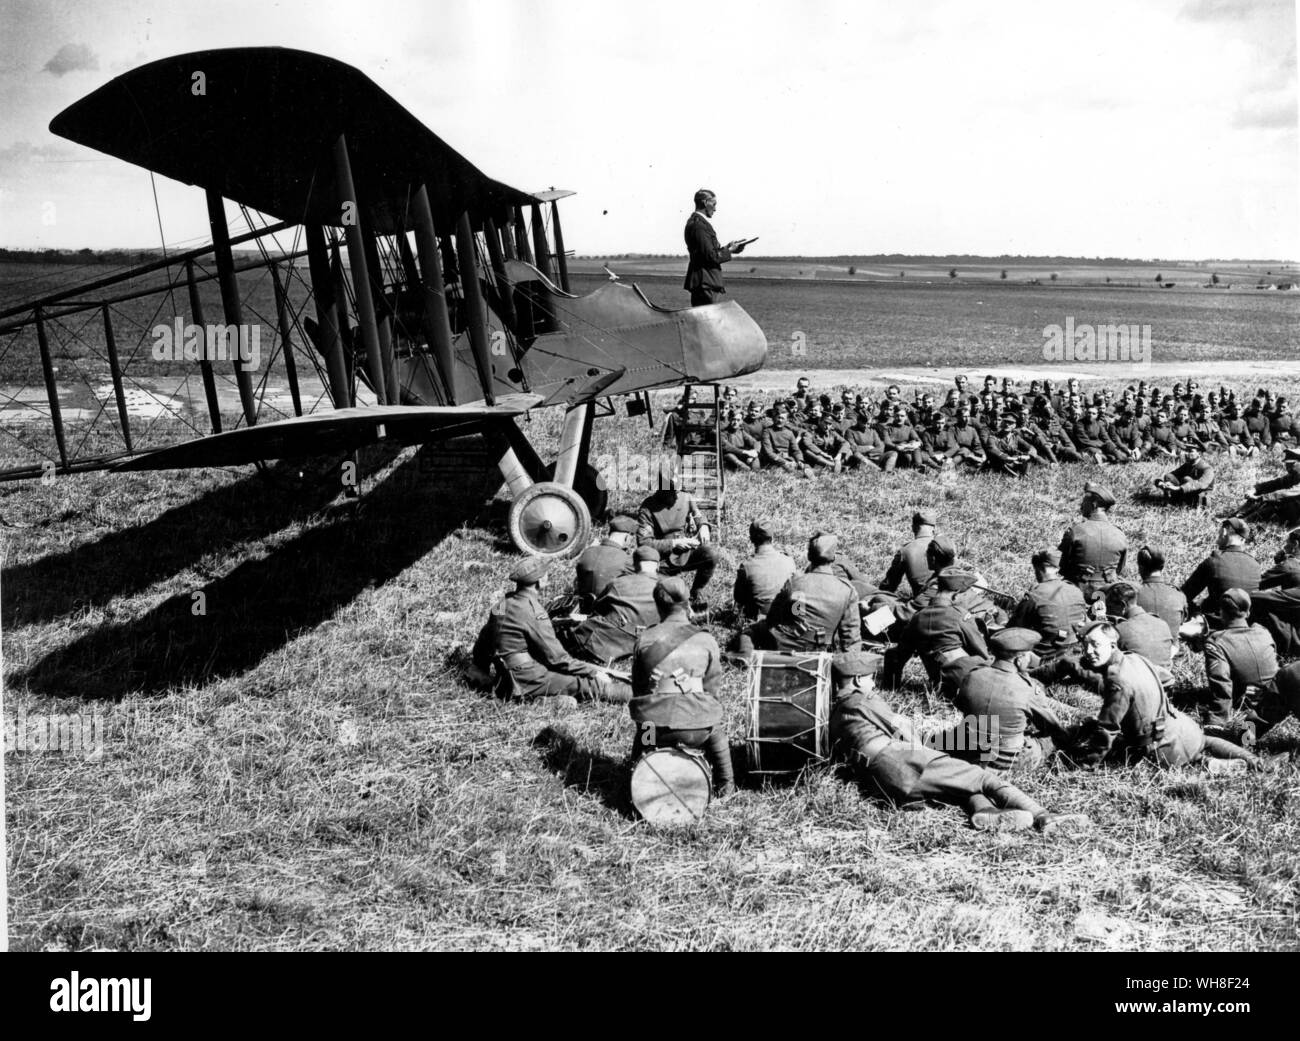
205 188 259 426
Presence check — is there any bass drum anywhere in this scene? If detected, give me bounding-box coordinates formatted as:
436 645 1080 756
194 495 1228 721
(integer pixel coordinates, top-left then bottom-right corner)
745 651 832 779
630 747 712 824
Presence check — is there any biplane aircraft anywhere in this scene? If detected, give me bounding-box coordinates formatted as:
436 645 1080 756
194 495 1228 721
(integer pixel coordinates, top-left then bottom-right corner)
0 47 766 557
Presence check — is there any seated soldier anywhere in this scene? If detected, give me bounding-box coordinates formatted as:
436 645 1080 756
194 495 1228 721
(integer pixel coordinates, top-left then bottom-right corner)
800 416 846 472
472 558 626 703
573 515 637 603
882 565 990 697
1181 518 1261 629
831 651 1088 834
1240 660 1300 748
1200 589 1279 728
1059 482 1127 606
941 628 1073 772
842 410 898 471
630 577 734 796
1251 528 1300 655
1153 442 1214 506
1105 582 1175 686
1221 451 1300 524
733 517 797 622
759 409 813 477
754 533 861 653
945 406 988 468
879 510 939 599
720 410 761 471
1134 545 1189 636
637 462 723 610
1072 621 1264 770
983 412 1045 477
566 546 662 665
1010 548 1087 675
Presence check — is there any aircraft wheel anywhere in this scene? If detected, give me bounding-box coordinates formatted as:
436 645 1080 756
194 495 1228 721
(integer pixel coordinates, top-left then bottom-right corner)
541 461 609 522
509 482 592 559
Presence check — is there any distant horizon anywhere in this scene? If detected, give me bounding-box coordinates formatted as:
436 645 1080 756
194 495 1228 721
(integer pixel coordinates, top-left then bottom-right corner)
2 245 1296 267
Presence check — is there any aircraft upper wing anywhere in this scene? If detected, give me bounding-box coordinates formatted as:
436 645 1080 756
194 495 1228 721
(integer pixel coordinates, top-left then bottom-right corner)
50 47 538 233
111 397 543 472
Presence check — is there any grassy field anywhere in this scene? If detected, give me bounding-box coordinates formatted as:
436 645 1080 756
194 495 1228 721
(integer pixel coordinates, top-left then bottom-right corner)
4 257 1300 950
5 373 1300 951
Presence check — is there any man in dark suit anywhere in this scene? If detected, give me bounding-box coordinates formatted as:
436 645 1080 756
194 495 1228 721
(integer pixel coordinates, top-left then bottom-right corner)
683 189 748 306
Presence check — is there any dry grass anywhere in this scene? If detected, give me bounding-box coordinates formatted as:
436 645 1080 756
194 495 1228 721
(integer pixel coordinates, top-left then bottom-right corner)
5 372 1300 951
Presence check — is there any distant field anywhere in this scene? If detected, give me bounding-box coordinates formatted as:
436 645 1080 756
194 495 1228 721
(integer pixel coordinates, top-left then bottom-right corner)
571 272 1300 371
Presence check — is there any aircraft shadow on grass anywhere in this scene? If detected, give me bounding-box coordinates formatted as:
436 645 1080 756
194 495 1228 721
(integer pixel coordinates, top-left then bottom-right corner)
12 451 490 700
1 444 405 630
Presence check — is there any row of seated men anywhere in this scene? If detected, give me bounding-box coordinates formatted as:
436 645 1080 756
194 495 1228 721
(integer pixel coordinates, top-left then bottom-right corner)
714 376 1300 494
470 479 1300 829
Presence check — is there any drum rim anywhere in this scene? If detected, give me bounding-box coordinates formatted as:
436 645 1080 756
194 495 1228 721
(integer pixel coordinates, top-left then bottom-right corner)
631 747 712 822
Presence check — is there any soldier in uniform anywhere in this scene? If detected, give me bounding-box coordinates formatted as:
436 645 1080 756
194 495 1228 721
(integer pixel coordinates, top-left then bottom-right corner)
740 400 770 442
566 546 662 665
984 412 1045 477
732 518 797 622
720 410 761 471
1240 661 1300 748
1152 442 1214 505
1134 545 1188 636
1181 518 1260 627
1105 582 1174 682
842 410 898 471
942 628 1073 772
879 511 939 598
831 651 1088 834
1200 589 1279 728
1074 621 1263 770
1058 482 1128 605
1072 404 1129 463
754 533 861 652
759 409 812 476
883 566 990 696
1251 528 1300 655
630 577 735 796
1220 452 1300 524
1009 548 1087 664
636 464 723 609
472 558 625 703
945 406 988 468
573 515 637 601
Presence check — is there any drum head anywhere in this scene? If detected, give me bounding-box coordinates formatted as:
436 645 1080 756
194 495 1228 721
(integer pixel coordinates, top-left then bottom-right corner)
631 748 712 824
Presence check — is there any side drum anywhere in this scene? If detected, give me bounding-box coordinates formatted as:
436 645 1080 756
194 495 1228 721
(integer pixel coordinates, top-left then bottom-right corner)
630 747 712 824
745 650 832 778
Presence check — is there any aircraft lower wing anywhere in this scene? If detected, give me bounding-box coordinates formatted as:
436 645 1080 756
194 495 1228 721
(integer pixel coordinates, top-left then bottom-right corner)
111 396 543 472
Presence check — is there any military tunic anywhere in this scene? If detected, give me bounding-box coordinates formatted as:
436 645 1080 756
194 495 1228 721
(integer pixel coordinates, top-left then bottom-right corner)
758 564 860 652
568 571 660 664
574 538 634 599
1059 516 1128 601
1135 578 1188 636
1202 619 1278 724
949 660 1068 770
1092 649 1203 767
1009 577 1087 656
733 544 797 620
473 587 602 699
880 536 933 597
637 489 722 593
1181 546 1261 607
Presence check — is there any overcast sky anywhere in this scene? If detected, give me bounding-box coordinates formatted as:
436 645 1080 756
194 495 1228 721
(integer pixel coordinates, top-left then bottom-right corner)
0 0 1296 258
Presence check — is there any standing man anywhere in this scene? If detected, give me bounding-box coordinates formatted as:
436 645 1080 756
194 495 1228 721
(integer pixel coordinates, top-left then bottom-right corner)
683 188 748 307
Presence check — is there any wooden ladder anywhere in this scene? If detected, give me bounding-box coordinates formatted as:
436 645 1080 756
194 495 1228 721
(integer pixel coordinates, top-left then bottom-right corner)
671 384 725 536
